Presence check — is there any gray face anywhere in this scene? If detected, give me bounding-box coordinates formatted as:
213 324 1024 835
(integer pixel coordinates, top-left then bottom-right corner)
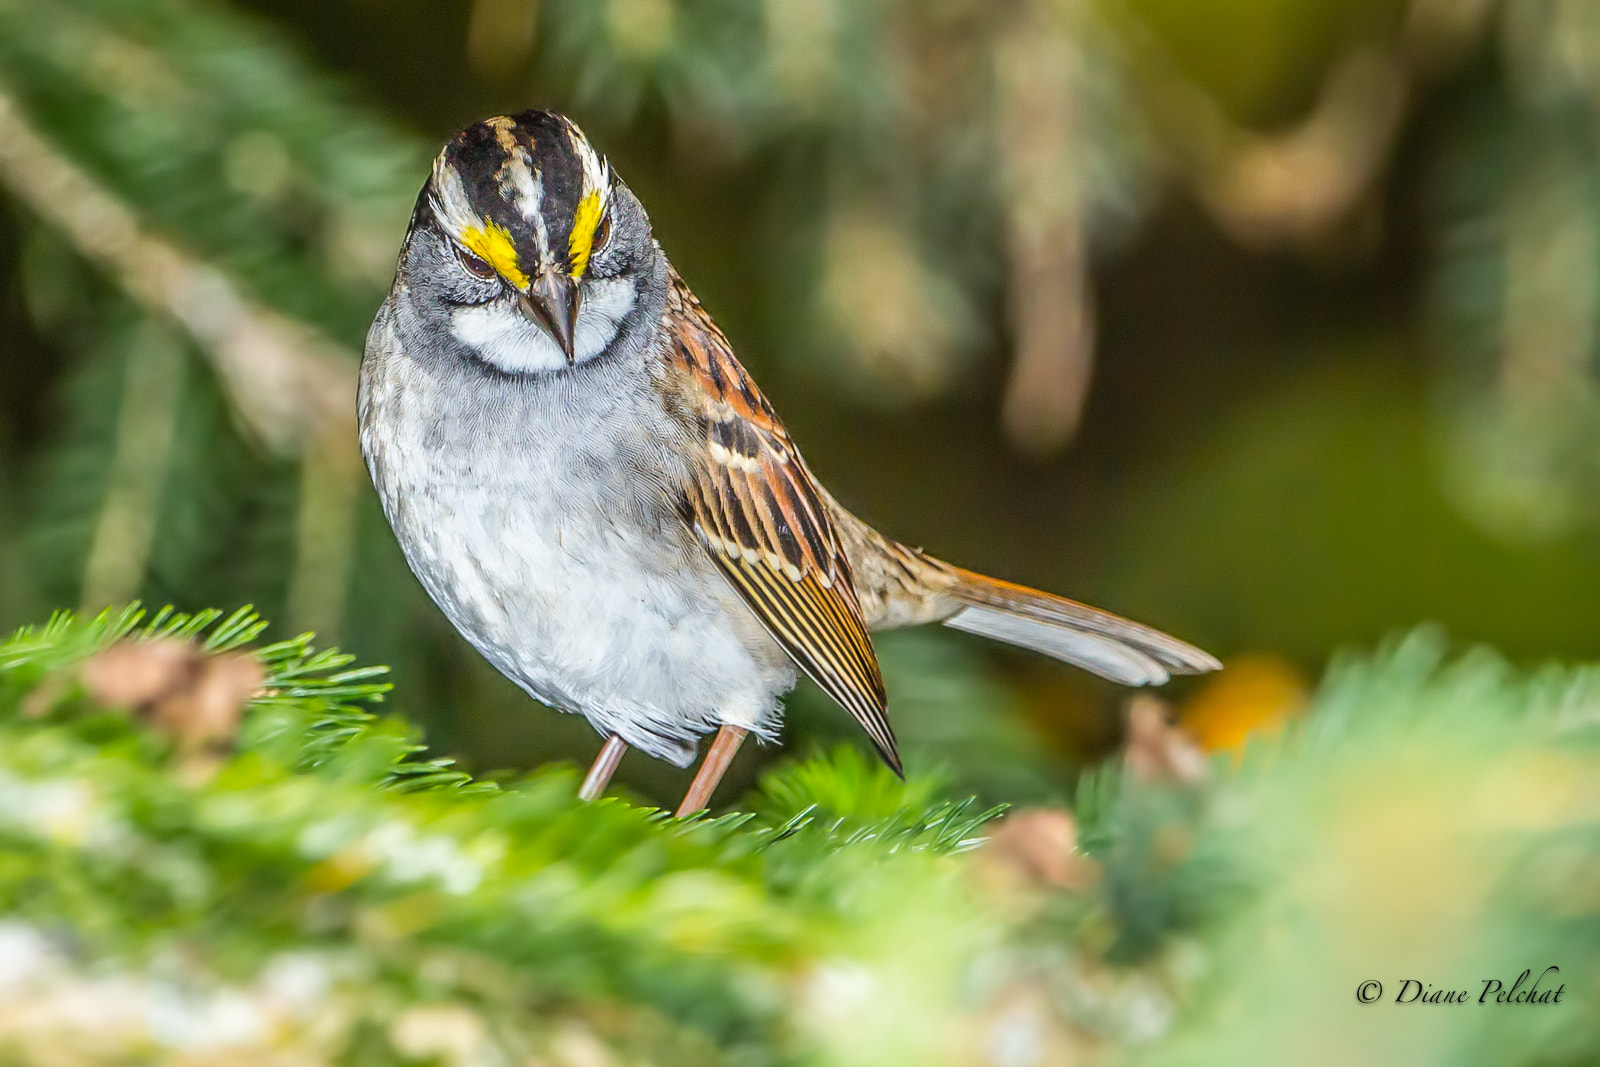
394 111 665 377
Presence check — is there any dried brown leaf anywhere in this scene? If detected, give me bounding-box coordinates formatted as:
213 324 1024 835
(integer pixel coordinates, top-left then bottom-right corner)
1123 695 1206 785
974 808 1102 900
79 638 262 778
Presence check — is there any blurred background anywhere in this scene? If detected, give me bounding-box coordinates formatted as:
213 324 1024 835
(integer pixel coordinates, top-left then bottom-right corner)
0 0 1595 807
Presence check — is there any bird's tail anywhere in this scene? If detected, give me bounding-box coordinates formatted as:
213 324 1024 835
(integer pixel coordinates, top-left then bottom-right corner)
935 566 1220 687
824 497 1219 687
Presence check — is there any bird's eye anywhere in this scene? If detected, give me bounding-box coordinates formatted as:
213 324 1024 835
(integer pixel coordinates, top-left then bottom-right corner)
593 212 613 253
456 247 498 281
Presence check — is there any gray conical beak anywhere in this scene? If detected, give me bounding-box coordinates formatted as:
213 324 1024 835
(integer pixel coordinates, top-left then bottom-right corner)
519 270 580 364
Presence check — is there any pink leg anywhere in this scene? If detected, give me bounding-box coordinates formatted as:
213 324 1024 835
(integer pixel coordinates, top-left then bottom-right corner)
675 725 748 817
578 734 627 801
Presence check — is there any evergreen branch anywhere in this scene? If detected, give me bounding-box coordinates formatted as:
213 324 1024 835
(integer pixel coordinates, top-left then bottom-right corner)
0 82 355 456
1 612 1598 1063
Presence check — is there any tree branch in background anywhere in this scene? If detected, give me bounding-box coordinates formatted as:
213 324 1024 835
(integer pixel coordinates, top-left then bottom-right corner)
0 86 356 455
0 84 362 635
1437 0 1600 544
78 323 185 613
986 0 1493 454
994 0 1096 458
287 422 364 643
1132 0 1493 252
1175 48 1405 251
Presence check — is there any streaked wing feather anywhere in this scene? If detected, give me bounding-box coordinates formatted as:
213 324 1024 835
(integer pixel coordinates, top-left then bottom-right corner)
665 273 899 772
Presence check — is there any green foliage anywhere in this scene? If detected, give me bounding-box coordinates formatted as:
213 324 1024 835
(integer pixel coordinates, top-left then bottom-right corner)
0 0 423 340
0 607 1000 1064
780 629 1073 809
1425 3 1600 546
0 0 509 795
1 611 1597 1064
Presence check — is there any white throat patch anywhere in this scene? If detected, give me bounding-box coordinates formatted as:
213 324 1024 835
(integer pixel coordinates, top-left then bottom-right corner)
449 275 638 375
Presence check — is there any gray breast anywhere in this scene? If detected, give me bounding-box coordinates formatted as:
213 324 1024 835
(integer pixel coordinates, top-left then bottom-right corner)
358 300 793 763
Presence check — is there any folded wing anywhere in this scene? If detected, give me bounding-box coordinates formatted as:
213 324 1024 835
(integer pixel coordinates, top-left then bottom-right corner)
665 273 899 773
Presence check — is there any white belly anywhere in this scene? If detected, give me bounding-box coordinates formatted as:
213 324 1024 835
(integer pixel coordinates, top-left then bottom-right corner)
359 338 793 765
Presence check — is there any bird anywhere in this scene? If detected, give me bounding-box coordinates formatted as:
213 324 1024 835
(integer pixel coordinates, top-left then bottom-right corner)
359 110 1221 816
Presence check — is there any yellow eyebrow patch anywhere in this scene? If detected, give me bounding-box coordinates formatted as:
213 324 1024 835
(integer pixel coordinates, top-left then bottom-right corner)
568 190 604 278
460 222 530 289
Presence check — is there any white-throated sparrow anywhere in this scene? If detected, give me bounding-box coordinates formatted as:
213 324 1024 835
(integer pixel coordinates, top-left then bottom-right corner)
360 111 1220 814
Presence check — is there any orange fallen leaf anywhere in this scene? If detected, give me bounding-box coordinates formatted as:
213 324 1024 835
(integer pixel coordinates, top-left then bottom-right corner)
1178 654 1308 753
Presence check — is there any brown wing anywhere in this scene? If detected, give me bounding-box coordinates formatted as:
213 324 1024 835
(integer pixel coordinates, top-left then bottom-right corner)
664 273 898 773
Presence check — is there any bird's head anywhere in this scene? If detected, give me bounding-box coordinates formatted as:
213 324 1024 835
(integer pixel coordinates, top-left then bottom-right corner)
399 110 658 374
